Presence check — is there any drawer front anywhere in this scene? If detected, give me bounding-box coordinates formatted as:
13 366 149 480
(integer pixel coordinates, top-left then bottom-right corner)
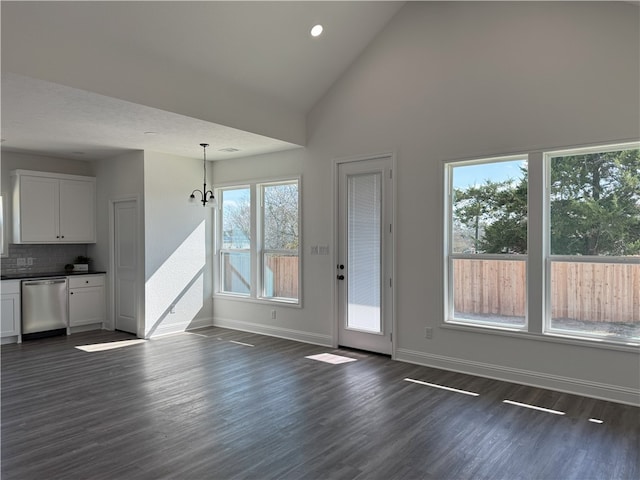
68 275 105 289
1 280 21 295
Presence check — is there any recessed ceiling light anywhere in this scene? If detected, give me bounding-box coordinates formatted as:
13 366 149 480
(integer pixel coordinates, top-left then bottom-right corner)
144 131 157 135
310 24 323 37
219 147 240 153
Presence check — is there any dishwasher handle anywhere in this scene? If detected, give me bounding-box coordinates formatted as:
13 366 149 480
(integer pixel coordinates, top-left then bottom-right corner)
23 278 68 286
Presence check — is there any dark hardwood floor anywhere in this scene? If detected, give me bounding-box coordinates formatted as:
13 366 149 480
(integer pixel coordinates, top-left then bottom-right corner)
2 327 638 480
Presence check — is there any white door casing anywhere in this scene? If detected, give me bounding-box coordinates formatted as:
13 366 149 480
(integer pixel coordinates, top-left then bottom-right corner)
336 155 395 355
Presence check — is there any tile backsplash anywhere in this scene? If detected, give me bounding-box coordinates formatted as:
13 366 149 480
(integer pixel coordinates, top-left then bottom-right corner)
1 244 89 275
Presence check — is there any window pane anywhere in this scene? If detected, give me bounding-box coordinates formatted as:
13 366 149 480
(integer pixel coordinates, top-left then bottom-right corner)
221 252 250 295
221 188 250 249
452 259 526 328
261 182 299 302
263 183 298 250
263 253 298 301
451 159 528 254
549 262 639 342
549 147 640 256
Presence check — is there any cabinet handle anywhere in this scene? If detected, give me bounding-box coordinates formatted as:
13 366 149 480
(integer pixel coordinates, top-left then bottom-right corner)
70 292 74 295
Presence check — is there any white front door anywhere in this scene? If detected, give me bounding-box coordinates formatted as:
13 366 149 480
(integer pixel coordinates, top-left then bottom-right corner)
337 156 394 355
113 199 138 335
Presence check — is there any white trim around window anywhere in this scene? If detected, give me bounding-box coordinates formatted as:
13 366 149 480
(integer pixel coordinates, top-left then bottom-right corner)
214 176 301 306
444 141 640 349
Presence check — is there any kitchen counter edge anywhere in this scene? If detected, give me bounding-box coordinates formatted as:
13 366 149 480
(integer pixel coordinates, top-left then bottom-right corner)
1 271 107 281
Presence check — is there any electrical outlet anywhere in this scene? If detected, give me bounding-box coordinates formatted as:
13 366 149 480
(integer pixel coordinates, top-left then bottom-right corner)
27 257 34 266
17 258 26 267
310 245 319 255
425 327 433 339
271 309 276 319
318 245 329 255
169 304 176 314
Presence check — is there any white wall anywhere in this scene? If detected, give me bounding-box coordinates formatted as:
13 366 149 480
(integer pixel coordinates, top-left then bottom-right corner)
143 151 213 337
88 151 145 330
213 2 640 404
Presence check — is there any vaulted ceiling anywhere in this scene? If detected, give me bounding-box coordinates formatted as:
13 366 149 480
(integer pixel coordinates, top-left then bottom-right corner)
1 1 404 160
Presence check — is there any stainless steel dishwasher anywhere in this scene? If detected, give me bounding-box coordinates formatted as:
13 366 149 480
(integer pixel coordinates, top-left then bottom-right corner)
22 278 69 334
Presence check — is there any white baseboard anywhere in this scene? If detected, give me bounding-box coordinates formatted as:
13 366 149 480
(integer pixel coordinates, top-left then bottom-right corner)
213 316 333 347
396 348 640 407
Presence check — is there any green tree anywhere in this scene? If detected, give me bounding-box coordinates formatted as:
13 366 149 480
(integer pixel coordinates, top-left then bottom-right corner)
480 174 527 254
550 149 640 256
453 174 527 254
452 148 640 256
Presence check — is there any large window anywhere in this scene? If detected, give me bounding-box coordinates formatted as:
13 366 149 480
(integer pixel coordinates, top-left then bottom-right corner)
445 143 640 346
216 179 300 304
546 145 640 343
446 156 528 329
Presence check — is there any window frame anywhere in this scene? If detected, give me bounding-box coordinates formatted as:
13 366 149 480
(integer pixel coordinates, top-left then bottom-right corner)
214 176 302 306
442 142 640 348
259 180 301 303
444 155 529 332
218 185 253 298
543 143 640 345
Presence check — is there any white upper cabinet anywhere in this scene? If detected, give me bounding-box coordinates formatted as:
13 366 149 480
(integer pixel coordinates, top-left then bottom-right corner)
11 170 96 244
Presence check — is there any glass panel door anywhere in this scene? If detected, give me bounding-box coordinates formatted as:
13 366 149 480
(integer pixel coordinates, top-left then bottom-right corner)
337 156 393 355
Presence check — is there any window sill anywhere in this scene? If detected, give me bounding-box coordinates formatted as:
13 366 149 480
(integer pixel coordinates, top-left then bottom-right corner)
213 293 301 308
441 321 640 353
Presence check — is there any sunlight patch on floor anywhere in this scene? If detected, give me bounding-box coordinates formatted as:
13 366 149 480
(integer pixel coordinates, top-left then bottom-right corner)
229 340 254 347
75 339 146 352
404 377 480 396
184 331 210 337
306 353 358 364
503 399 565 415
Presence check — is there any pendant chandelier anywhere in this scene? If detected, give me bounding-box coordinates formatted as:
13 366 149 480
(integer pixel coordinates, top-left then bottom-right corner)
189 143 216 207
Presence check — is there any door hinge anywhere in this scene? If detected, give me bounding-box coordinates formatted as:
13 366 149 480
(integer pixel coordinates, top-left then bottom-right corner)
389 278 392 287
389 223 392 233
390 169 393 179
390 332 393 342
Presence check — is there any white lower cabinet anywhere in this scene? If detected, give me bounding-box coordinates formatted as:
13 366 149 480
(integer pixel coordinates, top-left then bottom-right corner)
1 280 22 342
69 275 106 327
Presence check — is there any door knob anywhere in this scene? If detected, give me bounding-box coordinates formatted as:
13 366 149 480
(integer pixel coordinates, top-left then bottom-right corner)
337 274 345 280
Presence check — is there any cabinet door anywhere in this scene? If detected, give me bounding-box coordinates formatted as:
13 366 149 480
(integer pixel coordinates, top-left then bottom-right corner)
69 286 105 326
18 176 60 242
1 294 20 337
59 179 96 243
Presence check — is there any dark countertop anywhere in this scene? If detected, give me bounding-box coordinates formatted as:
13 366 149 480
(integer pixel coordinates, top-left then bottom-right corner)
1 271 107 281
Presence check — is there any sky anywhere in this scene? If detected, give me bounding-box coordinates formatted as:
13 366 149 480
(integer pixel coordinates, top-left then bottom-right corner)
453 159 526 189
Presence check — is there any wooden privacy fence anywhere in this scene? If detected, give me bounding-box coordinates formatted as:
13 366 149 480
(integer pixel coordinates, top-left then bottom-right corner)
265 255 299 299
454 259 640 323
223 255 299 299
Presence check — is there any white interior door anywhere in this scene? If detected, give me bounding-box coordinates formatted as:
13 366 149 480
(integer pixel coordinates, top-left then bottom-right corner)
337 156 393 355
113 199 138 335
